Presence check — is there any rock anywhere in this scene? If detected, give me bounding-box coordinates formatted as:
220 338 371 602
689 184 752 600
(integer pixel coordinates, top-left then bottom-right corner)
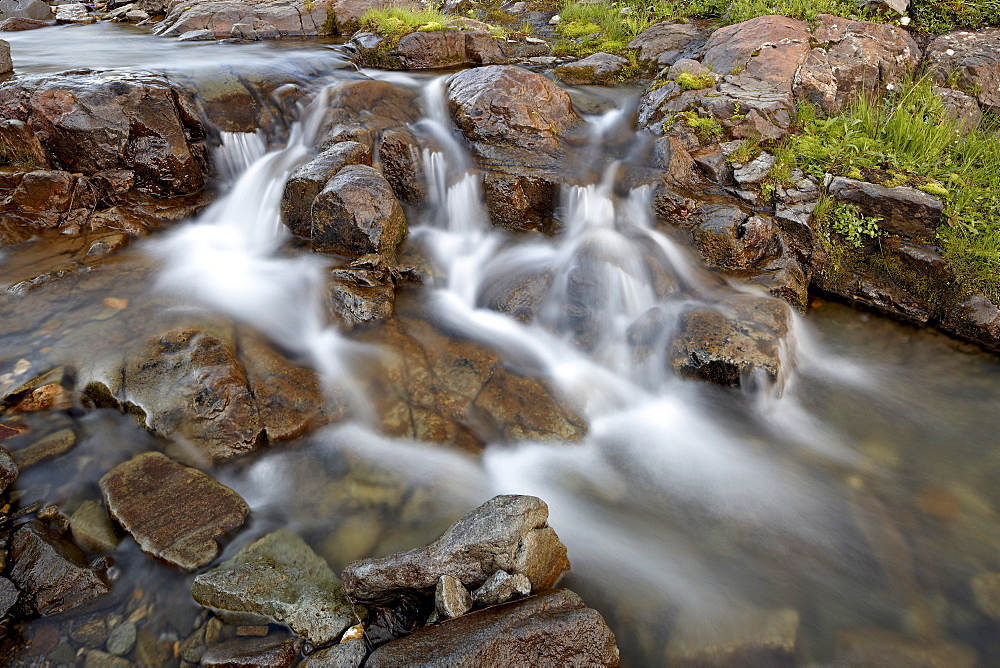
627 21 705 68
280 141 372 238
667 57 712 80
702 15 809 80
201 635 303 668
835 629 977 667
0 38 10 74
9 521 110 615
0 71 207 196
668 295 791 388
342 495 569 601
0 119 51 169
447 65 582 153
926 29 1000 112
70 500 122 554
946 295 1000 351
732 152 775 186
795 15 920 113
106 621 136 656
55 3 96 23
471 570 531 607
0 16 47 29
327 0 418 34
327 267 395 329
191 529 355 646
0 0 50 21
300 639 367 667
311 164 407 260
378 128 428 206
554 52 628 85
125 8 148 21
0 576 18 617
691 146 733 186
863 0 908 14
155 0 338 40
318 79 421 151
356 30 505 70
827 176 943 241
666 608 799 667
479 271 552 324
435 575 472 619
366 589 619 667
178 28 215 41
970 572 1000 620
99 452 249 571
0 445 16 493
689 206 780 271
10 428 76 469
71 619 109 648
84 650 131 668
933 87 981 133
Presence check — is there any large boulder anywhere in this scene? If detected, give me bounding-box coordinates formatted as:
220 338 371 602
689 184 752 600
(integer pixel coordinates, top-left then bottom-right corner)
341 495 569 601
627 21 705 69
281 141 372 238
926 30 1000 112
154 0 337 39
326 0 418 34
827 176 943 242
366 589 619 667
0 71 208 196
192 529 356 646
351 29 505 70
554 52 629 85
0 0 51 21
100 451 250 571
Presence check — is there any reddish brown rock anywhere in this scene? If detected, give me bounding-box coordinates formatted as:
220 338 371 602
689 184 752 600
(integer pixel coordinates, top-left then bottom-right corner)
355 29 505 70
99 451 249 571
155 0 338 39
280 141 372 238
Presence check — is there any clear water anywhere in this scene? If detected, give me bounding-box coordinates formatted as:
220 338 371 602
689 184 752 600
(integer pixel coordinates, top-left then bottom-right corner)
1 22 999 667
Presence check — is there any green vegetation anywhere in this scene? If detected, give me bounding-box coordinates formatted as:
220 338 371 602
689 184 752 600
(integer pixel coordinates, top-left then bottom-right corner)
676 71 715 91
677 111 723 141
359 6 456 38
824 201 883 248
909 0 1000 34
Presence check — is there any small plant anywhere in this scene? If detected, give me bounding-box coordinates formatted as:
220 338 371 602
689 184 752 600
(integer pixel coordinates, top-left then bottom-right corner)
826 202 883 248
678 111 723 142
727 136 761 165
919 181 949 198
676 71 716 91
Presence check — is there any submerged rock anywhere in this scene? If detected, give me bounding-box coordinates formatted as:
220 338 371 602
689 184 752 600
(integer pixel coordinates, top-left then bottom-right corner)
971 571 1000 620
554 52 629 85
666 608 799 667
9 521 110 615
200 635 303 668
70 500 122 555
0 444 16 493
366 589 619 667
100 451 249 571
834 628 977 667
341 495 569 601
192 529 356 646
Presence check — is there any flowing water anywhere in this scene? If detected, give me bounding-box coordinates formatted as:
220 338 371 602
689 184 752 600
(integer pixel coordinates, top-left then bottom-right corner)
2 24 1000 667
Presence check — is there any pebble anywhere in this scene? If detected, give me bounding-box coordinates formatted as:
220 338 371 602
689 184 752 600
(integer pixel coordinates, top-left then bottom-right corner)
106 620 137 656
435 575 472 619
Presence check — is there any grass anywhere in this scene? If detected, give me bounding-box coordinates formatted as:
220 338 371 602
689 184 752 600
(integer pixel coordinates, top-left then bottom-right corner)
909 0 1000 34
359 7 457 38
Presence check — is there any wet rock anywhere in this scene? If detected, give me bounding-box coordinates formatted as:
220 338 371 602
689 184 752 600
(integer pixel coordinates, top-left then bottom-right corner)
933 87 981 133
327 0 418 34
0 71 207 196
627 21 705 68
835 629 977 667
106 620 136 656
795 15 920 113
0 16 47 29
10 427 76 469
435 575 472 619
554 52 628 85
100 451 249 571
926 30 1000 112
71 618 110 648
827 176 943 241
471 570 531 607
84 650 131 668
70 501 122 554
0 576 18 617
9 521 110 615
366 589 619 667
945 295 1000 351
971 571 1000 620
155 0 337 40
480 166 562 234
479 270 552 324
55 3 96 23
0 0 51 21
300 638 367 667
319 79 421 151
364 590 435 647
356 30 505 70
342 495 569 601
378 128 428 206
669 295 791 388
732 152 775 187
191 529 355 646
201 635 303 667
280 141 372 238
666 608 799 667
690 206 780 271
327 267 396 328
447 65 582 153
0 119 51 168
0 445 16 493
311 164 407 261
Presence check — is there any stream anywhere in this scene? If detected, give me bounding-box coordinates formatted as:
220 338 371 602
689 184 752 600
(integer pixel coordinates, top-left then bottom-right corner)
2 23 1000 667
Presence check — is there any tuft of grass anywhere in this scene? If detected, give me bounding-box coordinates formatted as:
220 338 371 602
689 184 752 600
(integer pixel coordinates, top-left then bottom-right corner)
678 111 723 142
676 71 716 91
359 6 455 36
909 0 1000 35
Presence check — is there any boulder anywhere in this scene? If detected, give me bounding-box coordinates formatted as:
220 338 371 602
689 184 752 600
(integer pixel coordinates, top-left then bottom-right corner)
281 141 372 238
0 0 50 21
554 52 628 85
378 128 428 206
795 15 921 113
341 495 569 601
353 29 505 70
0 71 207 196
366 589 619 667
668 295 791 388
702 15 809 80
926 30 1000 112
154 0 337 39
55 3 95 23
627 21 705 68
192 529 356 646
827 176 943 241
311 164 407 260
666 608 799 667
201 636 303 668
0 119 50 168
99 451 250 571
9 521 111 615
689 206 781 271
0 16 47 29
319 79 421 151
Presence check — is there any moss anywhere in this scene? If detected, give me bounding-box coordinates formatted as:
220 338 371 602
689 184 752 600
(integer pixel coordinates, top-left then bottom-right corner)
680 111 723 142
676 71 716 91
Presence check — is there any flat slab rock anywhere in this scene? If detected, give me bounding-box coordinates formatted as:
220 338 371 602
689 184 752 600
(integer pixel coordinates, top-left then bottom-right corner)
9 521 110 615
341 494 569 601
366 589 620 667
192 529 355 646
99 451 249 571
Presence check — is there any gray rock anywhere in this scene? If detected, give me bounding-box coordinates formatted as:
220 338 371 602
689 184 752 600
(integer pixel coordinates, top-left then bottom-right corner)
342 495 569 601
70 500 122 554
435 575 472 619
100 452 249 571
0 16 47 29
0 0 51 21
862 0 908 14
827 176 943 241
178 28 215 41
191 528 355 646
0 445 16 494
933 86 982 133
366 589 619 667
692 147 733 186
201 635 303 667
732 152 775 186
124 8 148 21
300 639 367 668
627 21 704 67
666 607 799 667
280 141 371 237
0 39 10 74
9 521 110 616
106 621 136 656
0 576 18 617
55 3 96 23
471 570 531 607
554 52 628 85
926 30 1000 112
